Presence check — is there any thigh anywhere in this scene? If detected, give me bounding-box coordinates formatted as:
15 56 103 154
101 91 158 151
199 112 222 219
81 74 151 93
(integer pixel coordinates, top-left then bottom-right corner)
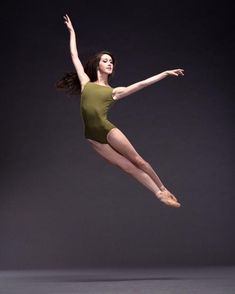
106 128 144 163
87 138 136 171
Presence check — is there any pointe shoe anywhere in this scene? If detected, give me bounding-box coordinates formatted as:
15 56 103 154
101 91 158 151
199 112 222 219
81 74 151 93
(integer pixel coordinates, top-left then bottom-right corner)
160 186 179 203
156 190 181 208
165 190 178 203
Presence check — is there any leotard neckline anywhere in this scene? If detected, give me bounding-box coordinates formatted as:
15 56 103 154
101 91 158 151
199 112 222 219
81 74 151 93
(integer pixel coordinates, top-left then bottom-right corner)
89 81 112 89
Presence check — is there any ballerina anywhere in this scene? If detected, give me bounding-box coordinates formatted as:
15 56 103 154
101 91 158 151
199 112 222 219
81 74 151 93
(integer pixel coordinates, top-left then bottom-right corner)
56 14 184 208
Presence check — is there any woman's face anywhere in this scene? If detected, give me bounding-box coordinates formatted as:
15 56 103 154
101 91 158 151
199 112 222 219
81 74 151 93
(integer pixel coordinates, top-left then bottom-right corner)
98 54 114 75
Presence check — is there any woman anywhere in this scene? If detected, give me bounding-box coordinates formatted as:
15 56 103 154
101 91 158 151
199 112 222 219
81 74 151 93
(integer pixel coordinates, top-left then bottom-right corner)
57 14 184 208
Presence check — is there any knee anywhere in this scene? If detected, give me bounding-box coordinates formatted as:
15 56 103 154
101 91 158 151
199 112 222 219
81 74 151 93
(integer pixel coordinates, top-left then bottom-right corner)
118 162 135 174
134 157 150 170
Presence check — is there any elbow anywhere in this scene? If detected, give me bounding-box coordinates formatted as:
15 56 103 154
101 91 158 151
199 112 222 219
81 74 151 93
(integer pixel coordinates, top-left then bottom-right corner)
71 52 78 59
140 80 148 89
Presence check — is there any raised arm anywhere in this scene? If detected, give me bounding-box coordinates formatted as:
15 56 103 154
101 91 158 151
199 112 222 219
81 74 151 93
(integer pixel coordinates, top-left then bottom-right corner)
112 69 184 100
63 14 89 88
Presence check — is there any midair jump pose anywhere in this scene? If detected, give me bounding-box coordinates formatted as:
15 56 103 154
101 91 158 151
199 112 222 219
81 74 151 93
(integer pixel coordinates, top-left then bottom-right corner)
56 14 184 208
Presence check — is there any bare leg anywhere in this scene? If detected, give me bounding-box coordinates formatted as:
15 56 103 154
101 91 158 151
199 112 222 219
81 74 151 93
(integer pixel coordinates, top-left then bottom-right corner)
106 128 180 203
107 129 165 189
87 139 180 208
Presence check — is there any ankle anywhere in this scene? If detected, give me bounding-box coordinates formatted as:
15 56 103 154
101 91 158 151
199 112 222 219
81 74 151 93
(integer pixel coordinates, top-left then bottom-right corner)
156 190 163 197
160 185 167 191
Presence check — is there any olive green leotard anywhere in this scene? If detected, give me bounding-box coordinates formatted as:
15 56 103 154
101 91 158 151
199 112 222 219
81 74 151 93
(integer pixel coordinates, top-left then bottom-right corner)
80 81 117 144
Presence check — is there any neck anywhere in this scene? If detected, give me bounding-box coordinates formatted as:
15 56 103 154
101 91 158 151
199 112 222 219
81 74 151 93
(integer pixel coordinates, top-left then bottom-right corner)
96 71 109 86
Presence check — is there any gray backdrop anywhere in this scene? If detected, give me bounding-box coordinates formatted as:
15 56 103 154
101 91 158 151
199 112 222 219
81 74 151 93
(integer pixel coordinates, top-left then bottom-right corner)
1 0 234 269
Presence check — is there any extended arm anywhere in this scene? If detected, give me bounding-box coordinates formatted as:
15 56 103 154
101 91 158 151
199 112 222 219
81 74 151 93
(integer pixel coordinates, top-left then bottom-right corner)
112 69 184 100
63 14 89 87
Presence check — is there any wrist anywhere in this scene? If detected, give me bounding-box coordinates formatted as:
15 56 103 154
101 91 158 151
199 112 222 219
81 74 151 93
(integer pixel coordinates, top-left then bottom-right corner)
164 71 169 76
69 28 75 34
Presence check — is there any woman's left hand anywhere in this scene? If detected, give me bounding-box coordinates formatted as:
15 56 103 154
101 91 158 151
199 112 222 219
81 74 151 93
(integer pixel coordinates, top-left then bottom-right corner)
166 69 184 76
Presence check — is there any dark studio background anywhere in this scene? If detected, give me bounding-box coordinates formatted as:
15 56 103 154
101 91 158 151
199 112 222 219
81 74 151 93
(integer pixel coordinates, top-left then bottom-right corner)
0 0 234 270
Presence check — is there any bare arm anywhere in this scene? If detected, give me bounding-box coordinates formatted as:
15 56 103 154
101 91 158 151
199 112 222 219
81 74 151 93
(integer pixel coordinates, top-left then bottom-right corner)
112 69 184 100
63 14 89 88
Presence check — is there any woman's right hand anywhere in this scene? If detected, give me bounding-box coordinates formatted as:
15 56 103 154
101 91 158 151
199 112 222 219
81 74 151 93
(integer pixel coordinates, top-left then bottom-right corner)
63 14 74 33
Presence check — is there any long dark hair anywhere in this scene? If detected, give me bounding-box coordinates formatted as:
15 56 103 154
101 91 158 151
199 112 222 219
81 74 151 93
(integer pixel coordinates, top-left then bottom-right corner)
55 51 116 96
